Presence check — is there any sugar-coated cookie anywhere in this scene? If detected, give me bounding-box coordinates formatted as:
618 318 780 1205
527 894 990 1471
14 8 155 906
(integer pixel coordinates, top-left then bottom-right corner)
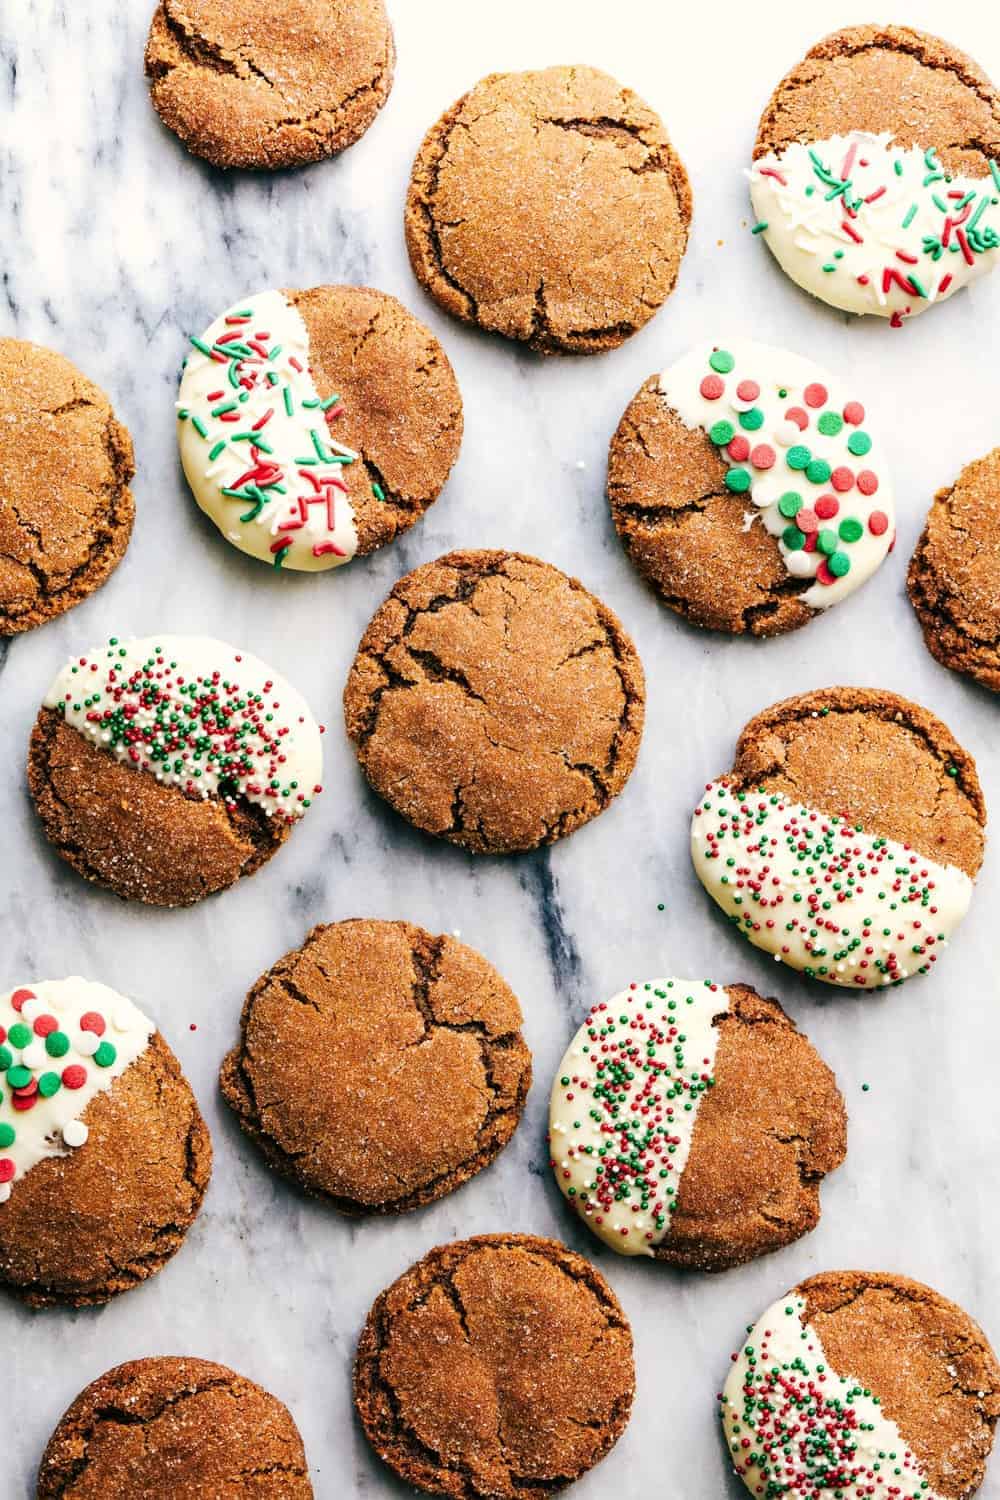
0 338 134 635
221 919 531 1213
343 550 645 852
178 286 462 571
38 1356 312 1497
691 687 985 987
145 0 393 171
608 340 895 635
354 1235 634 1498
549 978 845 1269
28 635 323 906
406 66 691 354
750 26 1000 324
722 1271 1000 1499
908 448 1000 691
0 979 210 1307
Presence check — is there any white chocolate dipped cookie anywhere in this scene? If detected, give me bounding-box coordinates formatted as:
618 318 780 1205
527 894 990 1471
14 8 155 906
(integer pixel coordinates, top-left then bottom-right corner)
178 286 462 571
691 688 985 988
750 25 1000 325
549 978 845 1270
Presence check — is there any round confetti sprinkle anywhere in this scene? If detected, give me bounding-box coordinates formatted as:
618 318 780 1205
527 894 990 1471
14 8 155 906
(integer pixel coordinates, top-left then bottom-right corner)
782 526 806 550
843 401 865 425
94 1041 118 1068
709 349 735 373
736 379 760 401
62 1065 87 1090
831 466 854 493
710 420 735 445
814 495 839 520
828 551 851 577
785 407 808 430
847 431 872 456
815 559 836 585
805 458 832 485
774 420 801 447
8 1024 30 1050
817 411 843 436
32 1014 58 1038
0 1046 10 1072
38 1072 62 1098
725 467 751 493
857 470 879 495
7 1066 32 1089
786 445 811 471
700 375 724 400
728 435 751 462
0 1124 14 1148
869 510 889 536
817 529 838 555
795 508 819 534
10 989 34 1013
804 383 827 408
62 1120 89 1148
79 1012 107 1037
739 407 764 431
750 444 776 469
838 517 863 543
0 1160 14 1184
778 492 802 518
46 1031 70 1058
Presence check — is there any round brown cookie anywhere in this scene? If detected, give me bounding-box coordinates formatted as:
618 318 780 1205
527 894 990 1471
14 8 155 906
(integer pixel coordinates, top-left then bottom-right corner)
609 375 812 636
343 550 645 853
28 635 323 907
37 1356 312 1498
0 1035 211 1309
220 919 531 1213
405 66 691 354
755 25 1000 176
723 1272 1000 1499
552 980 846 1270
145 0 394 171
730 687 985 880
354 1234 634 1497
907 448 1000 692
0 339 134 635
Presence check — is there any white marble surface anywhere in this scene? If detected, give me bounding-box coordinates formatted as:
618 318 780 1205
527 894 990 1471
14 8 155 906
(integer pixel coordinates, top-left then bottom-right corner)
2 0 1000 1494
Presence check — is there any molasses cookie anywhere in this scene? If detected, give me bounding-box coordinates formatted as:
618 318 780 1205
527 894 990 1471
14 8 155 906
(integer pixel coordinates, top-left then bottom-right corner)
550 977 845 1269
145 0 394 171
343 550 645 853
0 338 134 634
608 340 895 635
178 285 462 571
38 1356 312 1497
691 687 985 988
28 634 323 906
750 26 1000 324
355 1234 634 1497
0 979 211 1307
722 1271 1000 1499
221 919 531 1213
406 65 691 353
908 447 1000 691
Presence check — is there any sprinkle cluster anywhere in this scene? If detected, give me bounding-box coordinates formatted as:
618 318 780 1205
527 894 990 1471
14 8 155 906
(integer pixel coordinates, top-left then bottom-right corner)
549 980 721 1252
722 1300 933 1498
692 782 971 987
50 639 323 822
697 347 888 588
178 295 361 569
0 988 120 1199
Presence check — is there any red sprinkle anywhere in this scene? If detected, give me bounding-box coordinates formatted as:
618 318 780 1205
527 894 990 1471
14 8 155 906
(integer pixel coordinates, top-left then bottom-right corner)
857 470 879 496
0 1161 15 1183
10 989 34 1012
750 444 775 470
700 375 724 400
62 1065 87 1090
815 559 837 586
736 379 760 402
803 383 827 409
868 511 889 536
80 1012 107 1036
33 1014 58 1038
831 467 854 493
842 402 865 425
796 508 819 534
728 436 751 462
785 407 808 430
814 495 839 520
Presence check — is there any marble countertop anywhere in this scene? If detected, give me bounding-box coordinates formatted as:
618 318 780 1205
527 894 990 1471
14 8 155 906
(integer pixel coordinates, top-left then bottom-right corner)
3 0 1000 1494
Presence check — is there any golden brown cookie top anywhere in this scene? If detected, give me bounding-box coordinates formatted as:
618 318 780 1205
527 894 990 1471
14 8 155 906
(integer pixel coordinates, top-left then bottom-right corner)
220 918 531 1213
755 25 1000 177
405 65 692 353
343 549 646 853
908 448 1000 692
0 338 134 634
354 1235 634 1498
37 1356 312 1497
145 0 394 169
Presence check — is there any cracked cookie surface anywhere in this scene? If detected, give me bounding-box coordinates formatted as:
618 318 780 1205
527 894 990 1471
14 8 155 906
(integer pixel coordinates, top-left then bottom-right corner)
37 1356 312 1497
907 448 1000 692
145 0 394 170
609 376 813 636
405 65 691 354
343 550 646 853
0 338 134 635
354 1234 634 1498
220 919 531 1214
0 1034 211 1309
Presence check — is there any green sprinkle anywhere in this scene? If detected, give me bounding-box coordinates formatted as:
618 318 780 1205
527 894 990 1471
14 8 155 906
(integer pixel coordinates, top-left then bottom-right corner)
817 412 842 437
709 349 735 374
782 526 806 551
724 467 751 494
710 420 735 445
786 445 811 471
805 458 831 485
94 1041 117 1069
750 221 768 234
208 441 226 462
828 551 851 578
46 1031 70 1058
901 203 917 229
283 387 294 416
817 529 838 556
189 336 214 357
839 517 863 544
192 415 208 440
38 1072 61 1099
372 483 385 501
847 431 872 457
778 491 802 519
0 1123 13 1147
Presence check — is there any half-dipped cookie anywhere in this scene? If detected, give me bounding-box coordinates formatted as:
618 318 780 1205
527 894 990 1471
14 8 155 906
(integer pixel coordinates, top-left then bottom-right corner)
343 550 645 852
28 634 324 906
691 687 985 987
0 979 210 1307
549 977 845 1269
355 1235 634 1497
38 1356 312 1496
178 286 462 571
220 919 531 1213
722 1272 1000 1498
749 25 1000 324
608 340 895 635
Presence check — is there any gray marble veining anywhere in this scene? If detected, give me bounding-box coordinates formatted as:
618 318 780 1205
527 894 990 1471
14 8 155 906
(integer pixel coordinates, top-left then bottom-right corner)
2 0 999 1494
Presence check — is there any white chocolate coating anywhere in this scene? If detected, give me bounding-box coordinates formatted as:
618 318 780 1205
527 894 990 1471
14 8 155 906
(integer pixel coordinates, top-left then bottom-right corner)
549 979 725 1256
178 290 359 571
0 980 154 1203
750 133 1000 320
691 781 973 987
44 635 323 823
722 1293 944 1499
660 340 894 609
